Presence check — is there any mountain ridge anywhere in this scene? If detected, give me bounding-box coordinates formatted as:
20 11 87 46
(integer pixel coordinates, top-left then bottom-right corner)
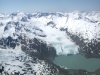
0 11 100 75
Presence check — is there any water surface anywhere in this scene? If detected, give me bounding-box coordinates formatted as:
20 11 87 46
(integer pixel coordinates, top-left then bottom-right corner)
53 54 100 72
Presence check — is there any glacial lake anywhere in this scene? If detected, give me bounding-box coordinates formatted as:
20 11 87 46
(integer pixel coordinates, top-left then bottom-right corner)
53 54 100 72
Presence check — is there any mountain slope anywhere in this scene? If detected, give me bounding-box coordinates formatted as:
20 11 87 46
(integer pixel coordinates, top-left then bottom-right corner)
0 11 100 75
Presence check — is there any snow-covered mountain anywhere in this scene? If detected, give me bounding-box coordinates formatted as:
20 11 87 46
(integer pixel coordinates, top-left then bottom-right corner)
0 11 100 75
0 11 80 55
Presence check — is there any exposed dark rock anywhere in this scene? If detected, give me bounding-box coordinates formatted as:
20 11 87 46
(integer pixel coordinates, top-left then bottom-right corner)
21 17 28 22
47 21 56 28
0 35 56 60
21 37 56 60
0 36 18 49
66 30 100 58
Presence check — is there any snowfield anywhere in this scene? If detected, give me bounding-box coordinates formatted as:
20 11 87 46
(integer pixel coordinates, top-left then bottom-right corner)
0 48 58 75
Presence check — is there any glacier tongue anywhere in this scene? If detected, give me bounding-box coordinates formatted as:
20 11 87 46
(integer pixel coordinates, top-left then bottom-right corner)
38 25 79 55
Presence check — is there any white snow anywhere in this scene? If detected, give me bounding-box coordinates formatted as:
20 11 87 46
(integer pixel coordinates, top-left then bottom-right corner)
0 47 58 75
0 11 100 55
38 25 79 55
0 48 52 74
0 48 24 73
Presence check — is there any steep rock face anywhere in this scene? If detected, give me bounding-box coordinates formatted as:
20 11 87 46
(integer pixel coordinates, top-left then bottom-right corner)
66 30 100 58
64 11 100 58
0 36 18 49
0 35 56 60
21 37 56 60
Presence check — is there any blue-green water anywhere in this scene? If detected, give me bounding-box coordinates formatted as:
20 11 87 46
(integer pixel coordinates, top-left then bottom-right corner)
53 54 100 72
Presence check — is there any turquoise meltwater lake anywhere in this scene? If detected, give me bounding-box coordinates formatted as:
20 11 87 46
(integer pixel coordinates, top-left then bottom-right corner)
53 54 100 72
